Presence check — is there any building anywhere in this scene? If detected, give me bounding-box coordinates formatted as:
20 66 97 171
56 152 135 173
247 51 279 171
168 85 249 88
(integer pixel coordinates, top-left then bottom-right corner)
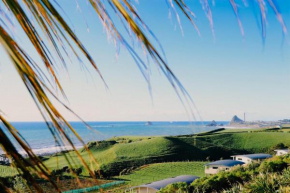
231 153 272 164
274 149 289 156
0 154 10 165
204 160 244 175
126 175 199 193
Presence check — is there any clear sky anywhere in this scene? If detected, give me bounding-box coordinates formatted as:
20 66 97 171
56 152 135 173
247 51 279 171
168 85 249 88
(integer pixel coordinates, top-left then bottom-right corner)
0 0 290 122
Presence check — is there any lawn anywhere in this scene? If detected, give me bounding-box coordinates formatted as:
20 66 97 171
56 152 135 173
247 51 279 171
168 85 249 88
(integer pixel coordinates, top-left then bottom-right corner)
0 165 18 178
43 137 179 175
42 129 290 178
116 161 207 186
197 132 290 153
2 128 290 191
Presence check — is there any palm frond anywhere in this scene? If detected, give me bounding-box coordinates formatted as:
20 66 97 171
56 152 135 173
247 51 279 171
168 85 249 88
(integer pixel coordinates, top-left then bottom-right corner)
0 0 287 192
229 0 245 36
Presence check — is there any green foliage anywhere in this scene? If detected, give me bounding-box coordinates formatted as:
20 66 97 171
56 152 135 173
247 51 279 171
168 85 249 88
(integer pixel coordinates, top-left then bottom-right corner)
259 157 288 173
189 161 265 192
244 173 281 192
158 182 189 193
13 176 27 193
222 184 243 193
190 170 246 193
83 140 117 152
190 155 290 193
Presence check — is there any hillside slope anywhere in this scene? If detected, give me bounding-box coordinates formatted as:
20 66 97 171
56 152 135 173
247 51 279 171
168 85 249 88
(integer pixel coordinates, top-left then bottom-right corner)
43 131 290 177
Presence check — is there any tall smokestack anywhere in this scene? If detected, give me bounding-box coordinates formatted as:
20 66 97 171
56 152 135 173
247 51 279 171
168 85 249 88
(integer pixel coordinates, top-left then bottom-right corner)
244 112 246 122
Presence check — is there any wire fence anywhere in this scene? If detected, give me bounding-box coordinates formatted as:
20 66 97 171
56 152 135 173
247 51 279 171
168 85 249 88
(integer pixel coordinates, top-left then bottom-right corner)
63 181 125 193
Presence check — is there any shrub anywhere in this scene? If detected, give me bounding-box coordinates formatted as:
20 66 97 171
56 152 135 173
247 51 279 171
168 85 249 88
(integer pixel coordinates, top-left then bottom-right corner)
189 156 290 192
259 157 288 173
243 173 280 192
158 182 189 193
13 176 27 193
280 168 290 187
222 184 243 193
190 171 245 193
279 186 290 193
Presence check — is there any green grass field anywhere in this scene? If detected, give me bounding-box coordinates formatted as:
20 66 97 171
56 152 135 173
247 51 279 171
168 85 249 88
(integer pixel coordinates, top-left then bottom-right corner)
197 132 290 153
41 129 290 177
1 127 290 192
116 161 206 186
43 137 184 176
2 128 289 179
0 165 18 178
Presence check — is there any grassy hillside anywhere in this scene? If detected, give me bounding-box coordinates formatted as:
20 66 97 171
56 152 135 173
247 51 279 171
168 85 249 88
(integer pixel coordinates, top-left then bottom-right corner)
116 161 206 186
41 130 290 177
44 136 207 177
1 128 290 192
195 132 290 153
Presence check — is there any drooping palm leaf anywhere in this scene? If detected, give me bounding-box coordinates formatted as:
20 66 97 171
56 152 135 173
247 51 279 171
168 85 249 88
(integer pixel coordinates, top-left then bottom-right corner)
0 0 287 192
0 0 200 191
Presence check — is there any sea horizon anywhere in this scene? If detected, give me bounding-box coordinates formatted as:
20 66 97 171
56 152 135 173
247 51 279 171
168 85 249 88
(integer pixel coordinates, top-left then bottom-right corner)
1 121 228 155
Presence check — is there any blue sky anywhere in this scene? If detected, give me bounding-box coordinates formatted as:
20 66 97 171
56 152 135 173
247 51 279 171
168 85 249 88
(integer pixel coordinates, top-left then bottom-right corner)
0 0 290 121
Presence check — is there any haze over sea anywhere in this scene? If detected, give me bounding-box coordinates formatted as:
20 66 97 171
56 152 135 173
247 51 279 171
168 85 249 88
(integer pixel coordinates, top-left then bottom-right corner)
1 121 228 155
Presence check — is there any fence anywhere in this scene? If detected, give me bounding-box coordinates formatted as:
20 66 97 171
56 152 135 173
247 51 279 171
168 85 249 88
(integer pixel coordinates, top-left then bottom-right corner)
63 181 125 193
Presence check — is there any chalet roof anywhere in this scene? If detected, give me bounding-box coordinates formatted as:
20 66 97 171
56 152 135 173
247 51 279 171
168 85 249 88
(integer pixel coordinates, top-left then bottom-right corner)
231 153 272 160
205 159 244 167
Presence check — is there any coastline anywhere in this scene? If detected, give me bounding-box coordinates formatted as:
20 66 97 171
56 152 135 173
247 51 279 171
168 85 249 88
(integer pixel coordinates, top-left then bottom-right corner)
2 124 282 157
0 145 84 157
1 122 228 156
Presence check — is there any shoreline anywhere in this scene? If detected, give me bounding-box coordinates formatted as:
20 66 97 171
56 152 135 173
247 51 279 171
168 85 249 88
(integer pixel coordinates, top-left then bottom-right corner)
2 125 281 157
0 145 84 157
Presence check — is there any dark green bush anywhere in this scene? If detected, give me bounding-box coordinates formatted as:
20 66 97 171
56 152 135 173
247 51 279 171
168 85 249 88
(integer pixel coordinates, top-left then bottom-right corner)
259 157 288 173
190 171 245 192
158 182 189 193
244 173 280 192
189 155 290 192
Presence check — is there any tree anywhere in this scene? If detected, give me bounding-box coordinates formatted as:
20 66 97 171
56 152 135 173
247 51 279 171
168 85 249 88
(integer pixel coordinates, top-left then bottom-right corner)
0 0 287 192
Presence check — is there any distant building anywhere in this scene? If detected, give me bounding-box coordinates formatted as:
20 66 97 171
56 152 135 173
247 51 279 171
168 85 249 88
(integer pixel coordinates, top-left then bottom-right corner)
204 160 244 175
280 119 290 123
0 154 10 165
231 153 272 164
126 175 199 193
274 149 289 156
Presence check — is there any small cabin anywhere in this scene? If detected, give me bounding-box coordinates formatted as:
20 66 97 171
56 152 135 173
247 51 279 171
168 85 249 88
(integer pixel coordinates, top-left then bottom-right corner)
126 175 199 193
231 153 272 164
204 160 244 175
274 149 289 156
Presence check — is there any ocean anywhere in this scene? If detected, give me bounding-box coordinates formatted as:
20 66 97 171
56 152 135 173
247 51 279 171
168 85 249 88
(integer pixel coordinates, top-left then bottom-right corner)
1 121 228 155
